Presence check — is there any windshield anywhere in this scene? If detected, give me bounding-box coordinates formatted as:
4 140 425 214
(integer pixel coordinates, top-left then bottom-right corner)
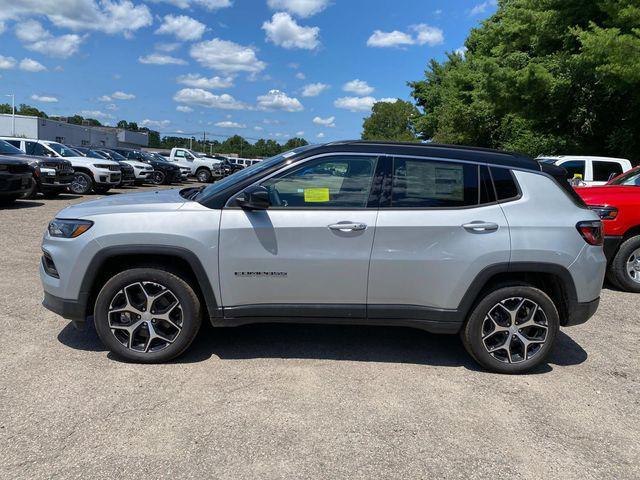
101 149 127 161
196 145 316 201
0 139 23 155
47 142 80 158
141 151 164 162
609 167 640 186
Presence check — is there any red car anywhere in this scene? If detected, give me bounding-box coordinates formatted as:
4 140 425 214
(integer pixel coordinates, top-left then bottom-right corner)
576 166 640 292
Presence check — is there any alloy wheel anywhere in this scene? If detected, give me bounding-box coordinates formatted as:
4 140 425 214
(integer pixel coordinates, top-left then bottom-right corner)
70 174 90 194
107 281 183 353
481 297 548 364
626 248 640 284
151 171 165 185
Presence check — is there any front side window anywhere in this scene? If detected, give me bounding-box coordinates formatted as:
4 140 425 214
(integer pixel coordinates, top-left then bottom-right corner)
609 168 640 186
261 156 377 208
45 142 77 158
391 158 479 208
593 161 623 182
560 160 585 179
25 142 48 157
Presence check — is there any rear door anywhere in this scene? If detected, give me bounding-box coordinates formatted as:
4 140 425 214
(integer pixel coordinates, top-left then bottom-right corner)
218 154 383 318
367 156 511 316
592 160 624 186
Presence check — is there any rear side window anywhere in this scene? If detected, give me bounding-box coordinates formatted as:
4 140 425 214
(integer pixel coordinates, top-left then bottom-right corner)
593 161 623 182
25 142 48 156
5 140 21 149
490 167 519 201
391 158 479 208
560 160 585 179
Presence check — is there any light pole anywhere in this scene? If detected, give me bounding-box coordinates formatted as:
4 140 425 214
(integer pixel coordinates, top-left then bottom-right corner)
5 94 15 136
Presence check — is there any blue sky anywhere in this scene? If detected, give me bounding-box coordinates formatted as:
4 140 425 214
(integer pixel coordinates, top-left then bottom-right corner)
0 0 497 143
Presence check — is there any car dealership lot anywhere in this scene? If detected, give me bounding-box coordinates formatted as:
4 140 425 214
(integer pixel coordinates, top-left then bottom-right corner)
0 185 639 479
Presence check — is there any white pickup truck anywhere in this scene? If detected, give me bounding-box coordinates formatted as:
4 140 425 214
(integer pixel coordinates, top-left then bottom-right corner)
166 147 224 183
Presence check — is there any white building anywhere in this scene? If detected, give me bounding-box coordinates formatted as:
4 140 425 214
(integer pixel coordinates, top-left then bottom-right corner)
0 114 148 148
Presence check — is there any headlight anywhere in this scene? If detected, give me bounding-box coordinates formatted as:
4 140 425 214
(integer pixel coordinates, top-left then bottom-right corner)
589 205 618 220
94 164 115 169
48 219 93 238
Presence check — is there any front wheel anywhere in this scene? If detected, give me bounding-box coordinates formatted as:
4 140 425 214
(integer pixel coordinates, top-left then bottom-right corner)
69 172 93 195
609 236 640 293
22 178 38 199
150 171 165 185
461 286 559 374
94 268 202 363
196 168 212 183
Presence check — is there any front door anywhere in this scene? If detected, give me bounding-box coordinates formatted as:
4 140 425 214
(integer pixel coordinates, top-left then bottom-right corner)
219 154 381 319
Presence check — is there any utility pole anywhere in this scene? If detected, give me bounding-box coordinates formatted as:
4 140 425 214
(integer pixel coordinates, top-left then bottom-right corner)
189 137 193 150
5 94 15 136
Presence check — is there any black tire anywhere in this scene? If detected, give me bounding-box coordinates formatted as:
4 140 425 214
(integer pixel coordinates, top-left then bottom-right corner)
22 178 38 199
94 268 202 363
609 235 640 293
461 285 559 374
94 185 111 194
150 171 165 185
196 168 212 183
69 172 93 195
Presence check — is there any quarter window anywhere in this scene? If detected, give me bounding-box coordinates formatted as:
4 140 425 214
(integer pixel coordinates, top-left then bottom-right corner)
490 167 519 201
593 161 623 182
261 156 377 208
391 158 479 208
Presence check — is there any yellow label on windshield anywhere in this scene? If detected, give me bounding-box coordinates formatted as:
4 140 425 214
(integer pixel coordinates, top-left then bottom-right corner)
304 188 330 203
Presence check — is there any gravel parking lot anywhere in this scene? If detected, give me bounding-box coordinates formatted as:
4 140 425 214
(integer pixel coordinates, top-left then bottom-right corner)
0 184 639 479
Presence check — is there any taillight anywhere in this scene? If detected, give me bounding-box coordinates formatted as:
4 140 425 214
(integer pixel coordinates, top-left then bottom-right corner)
588 205 618 220
576 221 603 246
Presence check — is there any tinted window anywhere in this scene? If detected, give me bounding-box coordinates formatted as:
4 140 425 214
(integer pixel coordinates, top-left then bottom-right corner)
609 168 640 186
261 156 377 208
480 165 496 204
5 140 21 149
560 160 585 179
0 140 24 155
490 167 519 201
593 161 623 182
391 158 479 208
25 141 48 156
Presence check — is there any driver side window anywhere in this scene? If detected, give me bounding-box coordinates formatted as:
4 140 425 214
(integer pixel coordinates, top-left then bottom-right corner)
261 156 377 208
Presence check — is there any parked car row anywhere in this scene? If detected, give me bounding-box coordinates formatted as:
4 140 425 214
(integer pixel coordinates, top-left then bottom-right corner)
0 139 249 203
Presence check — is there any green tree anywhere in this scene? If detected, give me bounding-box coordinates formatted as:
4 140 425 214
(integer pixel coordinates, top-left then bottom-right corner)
409 0 640 159
17 104 48 118
362 100 420 142
282 137 309 150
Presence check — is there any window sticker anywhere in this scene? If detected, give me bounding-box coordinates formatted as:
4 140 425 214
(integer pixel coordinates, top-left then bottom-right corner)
304 187 330 203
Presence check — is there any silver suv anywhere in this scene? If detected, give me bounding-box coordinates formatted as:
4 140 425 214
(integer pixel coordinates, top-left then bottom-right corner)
40 142 607 373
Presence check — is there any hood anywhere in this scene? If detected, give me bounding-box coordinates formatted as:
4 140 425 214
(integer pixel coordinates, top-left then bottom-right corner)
575 185 640 204
56 188 190 218
126 160 150 169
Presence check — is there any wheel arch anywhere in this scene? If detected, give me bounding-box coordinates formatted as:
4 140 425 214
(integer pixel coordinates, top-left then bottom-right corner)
81 246 219 322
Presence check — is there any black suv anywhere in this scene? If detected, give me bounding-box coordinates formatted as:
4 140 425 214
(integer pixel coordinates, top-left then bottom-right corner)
72 146 135 187
112 148 181 185
0 156 32 204
0 140 73 198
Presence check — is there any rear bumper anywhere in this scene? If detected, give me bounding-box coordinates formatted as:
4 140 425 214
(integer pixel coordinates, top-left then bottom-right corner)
565 297 600 327
604 236 623 262
0 172 31 196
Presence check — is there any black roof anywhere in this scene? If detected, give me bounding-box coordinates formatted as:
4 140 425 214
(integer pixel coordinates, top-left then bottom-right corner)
304 140 540 171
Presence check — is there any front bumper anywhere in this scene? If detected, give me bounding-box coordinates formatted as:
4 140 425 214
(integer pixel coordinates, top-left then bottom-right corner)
38 168 74 191
42 291 87 322
95 169 121 186
0 172 32 196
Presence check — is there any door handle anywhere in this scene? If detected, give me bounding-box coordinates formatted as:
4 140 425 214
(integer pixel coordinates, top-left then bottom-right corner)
462 222 499 233
328 222 367 232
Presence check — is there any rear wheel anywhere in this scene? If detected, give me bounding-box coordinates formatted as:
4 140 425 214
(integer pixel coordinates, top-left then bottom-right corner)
69 172 93 195
94 268 202 363
609 236 640 293
461 285 559 374
22 178 38 199
196 168 212 183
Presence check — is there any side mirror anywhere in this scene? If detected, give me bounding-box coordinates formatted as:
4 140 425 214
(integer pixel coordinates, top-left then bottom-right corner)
236 185 270 211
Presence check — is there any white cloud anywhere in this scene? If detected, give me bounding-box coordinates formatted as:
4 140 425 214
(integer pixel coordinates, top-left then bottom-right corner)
15 20 83 58
413 24 444 46
156 15 206 42
343 79 374 95
301 82 329 97
174 88 248 110
139 53 187 65
215 121 246 128
262 12 320 50
156 42 181 52
112 91 135 100
257 89 304 112
105 103 118 111
313 115 335 127
334 96 376 112
0 55 16 69
470 0 497 16
177 73 234 89
253 126 264 131
190 38 266 73
379 97 399 103
295 71 306 80
141 119 171 129
316 132 325 138
31 94 58 103
296 130 304 136
19 58 47 72
79 110 113 119
0 0 152 36
0 21 4 34
367 24 444 48
176 105 193 112
455 46 468 58
367 30 414 48
267 0 330 18
150 0 232 10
